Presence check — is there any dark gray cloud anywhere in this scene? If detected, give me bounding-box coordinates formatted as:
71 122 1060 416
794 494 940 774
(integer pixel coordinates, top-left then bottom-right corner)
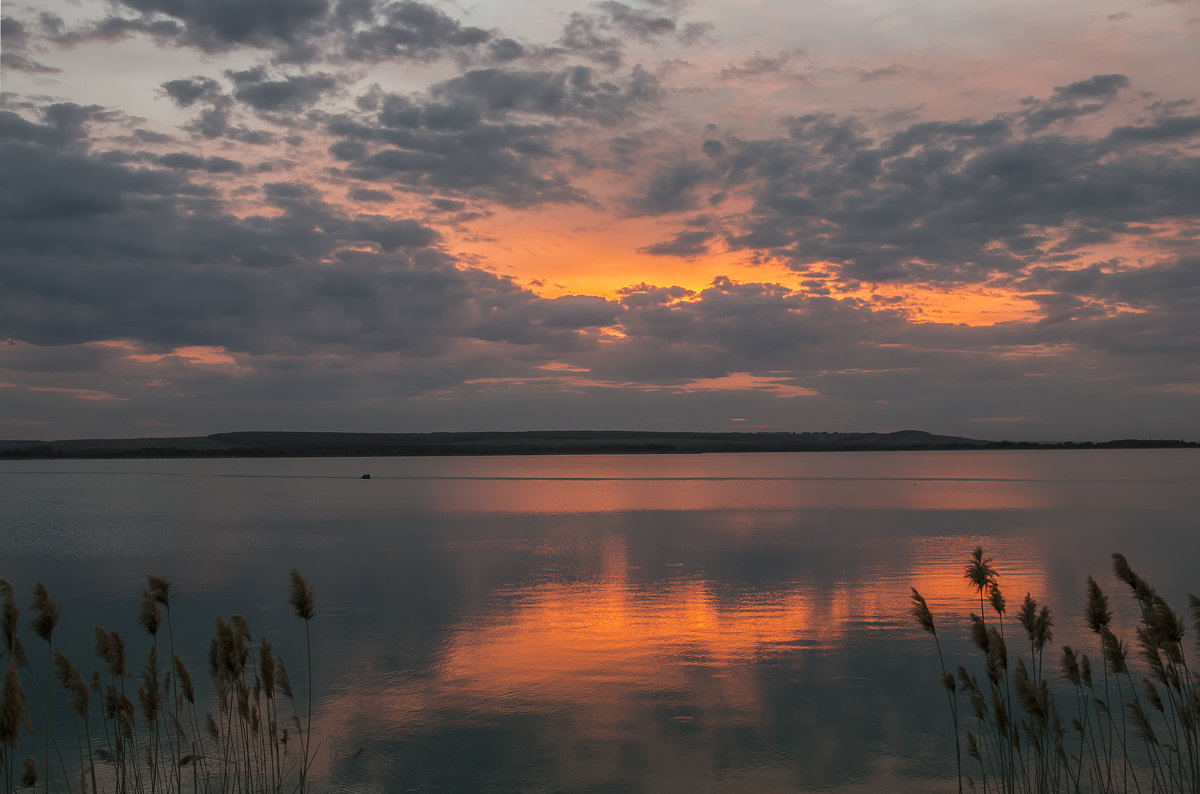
322 63 661 207
638 229 712 257
555 0 705 67
719 52 793 81
38 0 503 69
0 107 607 370
160 75 296 141
627 161 710 215
330 112 583 207
1052 73 1130 101
0 103 116 151
348 186 393 202
227 68 341 113
1020 74 1129 131
433 65 661 124
1 15 28 44
558 13 624 67
487 37 526 62
1106 114 1200 144
158 152 245 173
340 0 490 61
113 0 330 51
162 76 224 107
858 65 908 82
0 51 61 75
597 1 676 40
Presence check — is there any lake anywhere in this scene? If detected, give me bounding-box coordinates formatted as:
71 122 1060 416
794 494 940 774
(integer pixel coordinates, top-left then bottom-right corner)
2 449 1198 792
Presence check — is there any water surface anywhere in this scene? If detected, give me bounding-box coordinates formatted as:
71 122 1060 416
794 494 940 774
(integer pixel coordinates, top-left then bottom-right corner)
2 450 1197 792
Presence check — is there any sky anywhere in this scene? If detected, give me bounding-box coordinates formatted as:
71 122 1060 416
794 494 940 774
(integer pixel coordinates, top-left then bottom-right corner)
1 0 1198 441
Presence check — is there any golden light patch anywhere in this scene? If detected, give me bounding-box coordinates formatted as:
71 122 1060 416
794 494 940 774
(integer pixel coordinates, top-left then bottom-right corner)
126 345 241 367
839 283 1041 326
1144 383 1200 394
537 361 592 372
676 372 819 397
456 204 802 299
29 386 127 401
906 538 1051 620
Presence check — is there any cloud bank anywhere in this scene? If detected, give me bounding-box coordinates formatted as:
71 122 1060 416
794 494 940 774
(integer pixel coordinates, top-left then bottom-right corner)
1 0 1198 439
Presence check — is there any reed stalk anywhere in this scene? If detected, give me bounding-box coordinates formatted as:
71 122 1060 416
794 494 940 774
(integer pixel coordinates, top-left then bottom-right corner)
286 571 314 794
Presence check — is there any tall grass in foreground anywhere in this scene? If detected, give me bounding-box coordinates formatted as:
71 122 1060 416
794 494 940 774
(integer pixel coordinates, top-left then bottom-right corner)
912 550 1200 794
0 572 321 793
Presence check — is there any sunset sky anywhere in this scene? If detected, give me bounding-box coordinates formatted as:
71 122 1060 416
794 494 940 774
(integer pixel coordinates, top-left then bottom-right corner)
2 0 1198 440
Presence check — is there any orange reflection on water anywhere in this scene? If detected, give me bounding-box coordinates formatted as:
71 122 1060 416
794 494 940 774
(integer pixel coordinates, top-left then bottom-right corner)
436 542 822 710
318 533 1057 725
414 475 1063 514
301 530 1066 793
906 536 1051 624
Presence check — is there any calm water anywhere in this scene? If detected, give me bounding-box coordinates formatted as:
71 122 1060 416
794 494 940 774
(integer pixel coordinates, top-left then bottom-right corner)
2 450 1198 792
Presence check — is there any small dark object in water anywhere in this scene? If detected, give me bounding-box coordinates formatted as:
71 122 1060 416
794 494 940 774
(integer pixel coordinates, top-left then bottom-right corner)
361 473 371 479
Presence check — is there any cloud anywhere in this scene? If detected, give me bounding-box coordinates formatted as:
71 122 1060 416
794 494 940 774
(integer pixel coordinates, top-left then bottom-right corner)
157 152 244 173
1106 114 1200 144
340 0 490 61
1051 73 1130 101
719 51 795 81
227 68 341 113
0 52 62 75
596 1 676 40
162 76 224 108
638 229 713 257
627 161 710 216
0 13 62 71
858 64 909 82
1020 74 1129 131
0 105 624 375
4 1 1200 440
558 13 624 68
322 63 662 207
677 81 1200 289
348 186 393 202
432 65 661 124
113 0 330 51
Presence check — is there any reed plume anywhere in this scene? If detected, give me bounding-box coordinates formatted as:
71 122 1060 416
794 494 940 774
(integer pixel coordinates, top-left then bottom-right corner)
964 548 998 630
1084 576 1111 635
137 590 162 637
1 580 27 668
2 665 31 750
287 571 315 622
28 584 60 644
910 587 962 793
909 588 935 635
19 756 37 787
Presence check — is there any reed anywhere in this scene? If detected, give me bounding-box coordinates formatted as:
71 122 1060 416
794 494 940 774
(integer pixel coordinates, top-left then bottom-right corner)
0 572 325 793
912 550 1200 794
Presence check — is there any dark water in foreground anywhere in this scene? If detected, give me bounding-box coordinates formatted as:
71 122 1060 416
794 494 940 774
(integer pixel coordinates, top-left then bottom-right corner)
2 450 1198 792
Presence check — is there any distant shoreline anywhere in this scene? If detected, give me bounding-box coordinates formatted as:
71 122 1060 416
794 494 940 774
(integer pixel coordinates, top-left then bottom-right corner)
1 430 1195 460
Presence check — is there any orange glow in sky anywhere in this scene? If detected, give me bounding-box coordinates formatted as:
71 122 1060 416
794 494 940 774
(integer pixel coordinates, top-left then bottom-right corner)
455 204 797 299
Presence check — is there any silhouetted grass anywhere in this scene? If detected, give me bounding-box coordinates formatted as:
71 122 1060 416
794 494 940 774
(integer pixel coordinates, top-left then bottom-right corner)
913 550 1199 793
0 573 321 793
